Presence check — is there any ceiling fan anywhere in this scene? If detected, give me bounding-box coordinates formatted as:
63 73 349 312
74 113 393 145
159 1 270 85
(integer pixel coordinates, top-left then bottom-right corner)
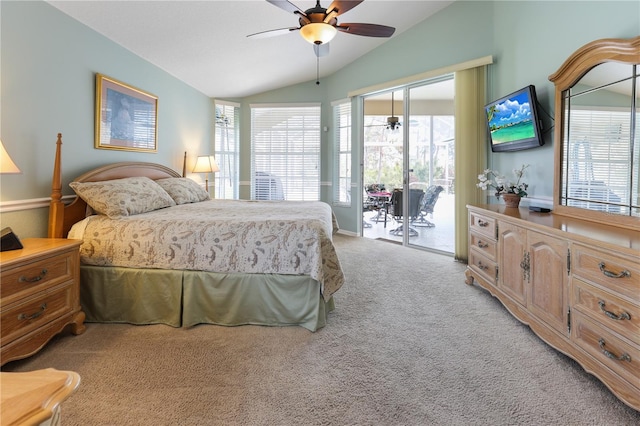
387 92 401 131
248 0 396 55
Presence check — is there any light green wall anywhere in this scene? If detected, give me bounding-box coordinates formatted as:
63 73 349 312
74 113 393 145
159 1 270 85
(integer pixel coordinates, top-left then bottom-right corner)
243 1 639 232
2 1 638 238
1 1 213 238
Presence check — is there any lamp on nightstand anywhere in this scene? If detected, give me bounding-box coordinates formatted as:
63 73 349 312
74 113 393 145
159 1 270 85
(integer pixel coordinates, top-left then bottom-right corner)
192 155 219 192
0 139 21 174
1 139 23 251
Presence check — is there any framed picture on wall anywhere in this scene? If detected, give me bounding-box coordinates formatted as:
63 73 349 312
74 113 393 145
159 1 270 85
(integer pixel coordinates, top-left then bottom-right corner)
95 74 158 152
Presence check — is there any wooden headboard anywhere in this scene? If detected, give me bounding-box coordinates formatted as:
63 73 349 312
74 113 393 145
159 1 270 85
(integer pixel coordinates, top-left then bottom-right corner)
48 134 183 238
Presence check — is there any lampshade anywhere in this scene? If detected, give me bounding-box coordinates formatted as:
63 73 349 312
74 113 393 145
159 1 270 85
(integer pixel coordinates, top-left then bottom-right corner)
300 23 337 45
192 155 220 174
0 139 21 174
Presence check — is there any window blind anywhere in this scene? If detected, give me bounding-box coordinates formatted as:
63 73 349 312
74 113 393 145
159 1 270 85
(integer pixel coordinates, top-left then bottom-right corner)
214 101 240 199
250 104 321 201
333 101 352 205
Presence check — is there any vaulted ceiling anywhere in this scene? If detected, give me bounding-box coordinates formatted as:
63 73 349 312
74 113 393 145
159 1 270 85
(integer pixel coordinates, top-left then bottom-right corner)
47 1 454 98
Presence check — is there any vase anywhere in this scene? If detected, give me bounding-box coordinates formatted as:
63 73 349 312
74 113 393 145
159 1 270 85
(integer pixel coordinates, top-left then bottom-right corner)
502 193 521 208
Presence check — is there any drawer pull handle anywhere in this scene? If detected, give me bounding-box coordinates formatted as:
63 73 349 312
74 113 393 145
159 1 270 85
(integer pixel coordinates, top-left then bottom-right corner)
18 303 47 321
598 300 631 321
598 262 630 279
477 240 488 248
477 261 488 271
478 220 489 227
598 338 631 362
19 269 48 283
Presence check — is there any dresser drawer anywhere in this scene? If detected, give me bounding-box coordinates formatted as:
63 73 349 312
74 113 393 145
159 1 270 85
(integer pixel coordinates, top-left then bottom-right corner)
572 310 640 388
1 251 75 301
470 231 496 260
0 284 74 346
469 211 496 239
572 245 639 302
469 247 497 285
572 278 640 346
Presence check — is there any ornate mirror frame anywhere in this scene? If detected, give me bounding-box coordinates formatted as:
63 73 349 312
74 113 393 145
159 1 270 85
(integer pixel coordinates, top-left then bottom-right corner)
549 37 640 231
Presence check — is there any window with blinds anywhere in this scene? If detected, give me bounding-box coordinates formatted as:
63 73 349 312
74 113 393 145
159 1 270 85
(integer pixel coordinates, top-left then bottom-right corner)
562 106 638 215
250 104 321 201
333 100 352 206
214 101 239 199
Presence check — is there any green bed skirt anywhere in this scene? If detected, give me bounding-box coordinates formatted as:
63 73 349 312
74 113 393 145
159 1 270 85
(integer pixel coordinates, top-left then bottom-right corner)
79 266 335 332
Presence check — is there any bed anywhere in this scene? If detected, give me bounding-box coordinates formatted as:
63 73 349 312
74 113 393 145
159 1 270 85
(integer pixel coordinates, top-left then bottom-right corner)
48 134 344 331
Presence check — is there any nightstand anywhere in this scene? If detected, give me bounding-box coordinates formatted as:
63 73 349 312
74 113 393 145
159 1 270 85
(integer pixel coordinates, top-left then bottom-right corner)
1 238 85 366
0 368 81 425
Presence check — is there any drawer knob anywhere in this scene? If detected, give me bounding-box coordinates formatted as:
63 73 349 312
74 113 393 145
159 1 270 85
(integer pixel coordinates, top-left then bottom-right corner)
19 268 48 283
598 262 630 279
598 300 631 321
478 220 489 227
477 240 488 248
598 338 631 362
17 303 47 321
477 261 488 271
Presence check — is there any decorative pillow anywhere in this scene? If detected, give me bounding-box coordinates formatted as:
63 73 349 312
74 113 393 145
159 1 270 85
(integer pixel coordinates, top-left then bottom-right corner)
156 177 210 204
69 176 176 218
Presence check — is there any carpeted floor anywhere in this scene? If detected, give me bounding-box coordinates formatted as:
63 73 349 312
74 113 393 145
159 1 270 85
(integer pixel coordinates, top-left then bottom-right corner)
3 234 639 425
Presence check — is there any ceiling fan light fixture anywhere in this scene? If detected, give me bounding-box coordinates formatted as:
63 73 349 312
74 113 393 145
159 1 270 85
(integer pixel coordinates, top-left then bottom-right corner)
300 22 337 45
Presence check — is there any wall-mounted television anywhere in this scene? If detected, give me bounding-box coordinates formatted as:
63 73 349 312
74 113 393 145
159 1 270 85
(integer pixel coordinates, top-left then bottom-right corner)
485 85 544 152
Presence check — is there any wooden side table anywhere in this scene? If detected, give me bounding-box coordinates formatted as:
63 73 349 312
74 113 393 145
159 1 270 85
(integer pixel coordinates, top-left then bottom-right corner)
0 368 80 425
0 238 85 365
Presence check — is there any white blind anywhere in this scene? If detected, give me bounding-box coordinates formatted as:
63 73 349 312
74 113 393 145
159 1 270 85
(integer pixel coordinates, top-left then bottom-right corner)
333 101 352 205
250 104 321 201
214 102 239 199
562 107 637 214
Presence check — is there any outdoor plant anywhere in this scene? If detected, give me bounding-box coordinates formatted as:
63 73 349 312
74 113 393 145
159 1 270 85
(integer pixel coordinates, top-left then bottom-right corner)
477 164 529 198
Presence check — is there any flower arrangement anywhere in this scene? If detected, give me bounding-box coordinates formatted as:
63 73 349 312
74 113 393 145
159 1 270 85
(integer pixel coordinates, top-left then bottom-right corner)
477 164 529 198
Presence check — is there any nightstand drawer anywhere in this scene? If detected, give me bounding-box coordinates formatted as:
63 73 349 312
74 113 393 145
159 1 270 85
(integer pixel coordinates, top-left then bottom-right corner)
0 284 74 346
1 251 75 301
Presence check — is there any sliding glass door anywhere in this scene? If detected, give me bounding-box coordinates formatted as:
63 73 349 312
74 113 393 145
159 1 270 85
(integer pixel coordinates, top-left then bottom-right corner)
362 76 455 254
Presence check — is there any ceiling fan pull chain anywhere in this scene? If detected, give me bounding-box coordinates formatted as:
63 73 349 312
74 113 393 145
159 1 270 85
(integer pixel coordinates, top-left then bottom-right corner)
316 54 320 85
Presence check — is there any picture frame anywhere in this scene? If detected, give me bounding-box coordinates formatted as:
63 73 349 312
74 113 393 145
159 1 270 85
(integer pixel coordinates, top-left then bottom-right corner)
95 74 158 152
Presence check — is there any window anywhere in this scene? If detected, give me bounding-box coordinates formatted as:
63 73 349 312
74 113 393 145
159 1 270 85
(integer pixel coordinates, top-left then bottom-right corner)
333 100 352 205
214 101 240 199
250 103 321 201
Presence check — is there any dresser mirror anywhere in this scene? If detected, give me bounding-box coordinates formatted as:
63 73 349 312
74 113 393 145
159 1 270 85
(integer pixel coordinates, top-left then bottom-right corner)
550 37 640 231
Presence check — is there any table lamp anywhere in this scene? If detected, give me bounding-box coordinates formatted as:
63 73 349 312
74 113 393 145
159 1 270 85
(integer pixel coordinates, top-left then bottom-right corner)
192 155 219 192
0 139 21 174
1 139 23 251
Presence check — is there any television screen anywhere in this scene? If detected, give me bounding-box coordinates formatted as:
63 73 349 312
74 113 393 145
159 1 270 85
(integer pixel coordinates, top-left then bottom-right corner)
485 85 544 152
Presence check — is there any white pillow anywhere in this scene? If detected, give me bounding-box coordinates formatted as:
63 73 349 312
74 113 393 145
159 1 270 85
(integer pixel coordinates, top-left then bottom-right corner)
70 176 176 218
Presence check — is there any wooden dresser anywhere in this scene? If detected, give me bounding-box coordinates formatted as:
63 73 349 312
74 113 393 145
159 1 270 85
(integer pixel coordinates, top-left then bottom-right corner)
465 204 640 411
0 238 85 365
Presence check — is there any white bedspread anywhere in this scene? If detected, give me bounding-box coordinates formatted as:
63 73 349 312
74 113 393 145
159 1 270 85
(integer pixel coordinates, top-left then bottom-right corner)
69 199 344 300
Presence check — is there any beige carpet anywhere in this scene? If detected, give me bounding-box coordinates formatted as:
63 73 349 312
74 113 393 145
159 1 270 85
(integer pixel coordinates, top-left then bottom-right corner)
3 234 639 425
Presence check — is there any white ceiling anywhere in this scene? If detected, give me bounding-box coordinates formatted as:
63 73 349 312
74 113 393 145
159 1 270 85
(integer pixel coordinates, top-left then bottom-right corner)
46 0 454 98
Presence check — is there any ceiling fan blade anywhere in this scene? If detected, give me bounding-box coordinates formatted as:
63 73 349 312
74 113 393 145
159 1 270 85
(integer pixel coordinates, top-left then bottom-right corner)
336 23 395 37
326 0 364 16
247 27 299 39
313 43 330 57
266 0 306 15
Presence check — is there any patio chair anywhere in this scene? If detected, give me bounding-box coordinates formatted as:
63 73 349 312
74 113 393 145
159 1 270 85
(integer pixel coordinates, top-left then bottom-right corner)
413 185 444 227
388 188 425 237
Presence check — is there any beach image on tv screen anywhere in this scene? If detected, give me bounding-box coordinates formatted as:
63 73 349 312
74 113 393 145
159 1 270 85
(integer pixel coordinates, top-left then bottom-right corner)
486 91 535 144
